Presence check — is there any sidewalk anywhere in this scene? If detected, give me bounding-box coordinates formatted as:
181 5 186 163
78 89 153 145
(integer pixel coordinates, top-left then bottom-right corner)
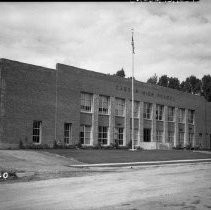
69 158 211 168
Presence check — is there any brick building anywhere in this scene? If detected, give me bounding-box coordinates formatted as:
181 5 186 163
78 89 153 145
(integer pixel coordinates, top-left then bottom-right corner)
0 58 211 149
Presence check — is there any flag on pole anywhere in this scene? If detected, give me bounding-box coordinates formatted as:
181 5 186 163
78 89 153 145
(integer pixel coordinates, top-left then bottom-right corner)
131 31 135 54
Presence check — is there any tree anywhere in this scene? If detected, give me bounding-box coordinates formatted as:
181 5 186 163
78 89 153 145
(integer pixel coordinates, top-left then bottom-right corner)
146 74 158 85
201 75 211 102
168 77 180 90
115 68 125 78
181 76 201 94
158 75 169 87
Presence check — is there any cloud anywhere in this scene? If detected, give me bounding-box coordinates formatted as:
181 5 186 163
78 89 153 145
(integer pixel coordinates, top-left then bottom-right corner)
0 1 211 82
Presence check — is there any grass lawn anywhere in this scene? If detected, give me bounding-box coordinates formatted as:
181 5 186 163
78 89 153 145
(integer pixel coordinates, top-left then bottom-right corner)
44 149 211 164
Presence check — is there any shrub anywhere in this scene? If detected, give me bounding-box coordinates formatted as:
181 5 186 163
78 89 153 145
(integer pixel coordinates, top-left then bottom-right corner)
19 140 24 149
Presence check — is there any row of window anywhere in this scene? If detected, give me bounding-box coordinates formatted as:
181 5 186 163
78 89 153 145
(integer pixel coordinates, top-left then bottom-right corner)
32 121 194 145
81 92 195 124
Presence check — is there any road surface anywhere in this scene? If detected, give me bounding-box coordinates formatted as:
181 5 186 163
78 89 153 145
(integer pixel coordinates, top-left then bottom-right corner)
0 163 211 210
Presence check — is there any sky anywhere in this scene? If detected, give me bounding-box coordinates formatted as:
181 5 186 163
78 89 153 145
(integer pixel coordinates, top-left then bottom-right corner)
0 1 211 82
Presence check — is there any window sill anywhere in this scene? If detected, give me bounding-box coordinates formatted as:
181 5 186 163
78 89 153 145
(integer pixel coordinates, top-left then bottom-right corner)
143 118 152 121
99 113 110 116
81 111 93 114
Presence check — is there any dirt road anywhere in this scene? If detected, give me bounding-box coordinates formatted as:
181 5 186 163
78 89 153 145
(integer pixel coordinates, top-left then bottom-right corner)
1 162 211 210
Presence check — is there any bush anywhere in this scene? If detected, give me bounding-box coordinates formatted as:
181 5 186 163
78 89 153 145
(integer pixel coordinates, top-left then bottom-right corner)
19 140 24 149
173 144 183 150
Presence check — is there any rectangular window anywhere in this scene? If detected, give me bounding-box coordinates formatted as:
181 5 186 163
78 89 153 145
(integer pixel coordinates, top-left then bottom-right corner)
156 104 164 121
115 127 124 145
168 106 175 122
156 130 163 142
80 92 93 112
64 123 72 145
167 131 174 143
188 133 194 145
178 108 185 123
130 129 139 146
178 132 184 146
115 98 125 116
32 121 42 144
143 102 152 119
99 95 109 115
80 125 91 145
130 101 139 118
144 128 151 142
188 110 195 124
98 126 108 145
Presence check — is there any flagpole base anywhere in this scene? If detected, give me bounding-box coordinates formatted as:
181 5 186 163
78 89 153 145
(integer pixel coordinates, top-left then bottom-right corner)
129 148 137 151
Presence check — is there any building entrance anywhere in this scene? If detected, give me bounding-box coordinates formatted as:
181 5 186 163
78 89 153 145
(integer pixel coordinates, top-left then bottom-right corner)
144 128 151 142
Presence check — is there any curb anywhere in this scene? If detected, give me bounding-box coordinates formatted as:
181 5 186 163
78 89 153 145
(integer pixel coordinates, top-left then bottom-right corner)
68 158 211 168
16 172 35 178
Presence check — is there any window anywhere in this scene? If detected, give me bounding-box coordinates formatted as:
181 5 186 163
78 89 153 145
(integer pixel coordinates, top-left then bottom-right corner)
80 125 91 145
98 126 108 145
168 107 175 122
143 102 152 119
64 123 72 145
115 98 125 116
144 128 151 142
156 104 164 121
188 110 195 124
115 127 124 145
178 108 185 123
188 133 194 145
99 95 109 115
167 131 174 143
130 101 139 118
32 121 42 144
156 130 163 142
130 128 139 146
80 92 93 112
178 132 184 146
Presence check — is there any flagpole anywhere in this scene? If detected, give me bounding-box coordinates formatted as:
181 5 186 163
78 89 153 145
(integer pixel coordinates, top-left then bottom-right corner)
131 28 135 151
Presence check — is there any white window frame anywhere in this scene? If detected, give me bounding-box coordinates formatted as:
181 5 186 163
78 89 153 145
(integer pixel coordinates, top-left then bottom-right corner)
32 121 42 144
156 130 163 142
168 106 175 122
143 102 152 119
130 128 139 146
99 95 110 115
130 101 139 118
115 127 124 146
98 126 108 145
80 92 93 113
115 98 125 117
167 131 174 143
178 108 185 123
80 125 92 145
178 132 185 146
156 104 164 121
188 133 194 145
188 110 195 124
64 123 72 145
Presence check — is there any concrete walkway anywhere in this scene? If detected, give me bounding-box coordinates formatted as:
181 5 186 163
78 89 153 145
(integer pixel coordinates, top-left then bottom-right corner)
69 158 211 168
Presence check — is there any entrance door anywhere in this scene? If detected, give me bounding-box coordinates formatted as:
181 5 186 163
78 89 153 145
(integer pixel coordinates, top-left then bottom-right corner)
144 128 151 142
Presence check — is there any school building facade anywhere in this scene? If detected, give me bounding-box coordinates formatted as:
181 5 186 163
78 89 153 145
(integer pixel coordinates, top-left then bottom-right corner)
0 58 211 149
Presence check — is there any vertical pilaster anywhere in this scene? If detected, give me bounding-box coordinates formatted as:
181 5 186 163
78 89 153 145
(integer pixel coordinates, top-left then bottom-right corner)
184 109 189 146
174 107 179 147
139 102 144 144
163 106 168 143
192 112 196 147
108 96 115 145
125 99 130 146
92 94 99 146
152 103 157 142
